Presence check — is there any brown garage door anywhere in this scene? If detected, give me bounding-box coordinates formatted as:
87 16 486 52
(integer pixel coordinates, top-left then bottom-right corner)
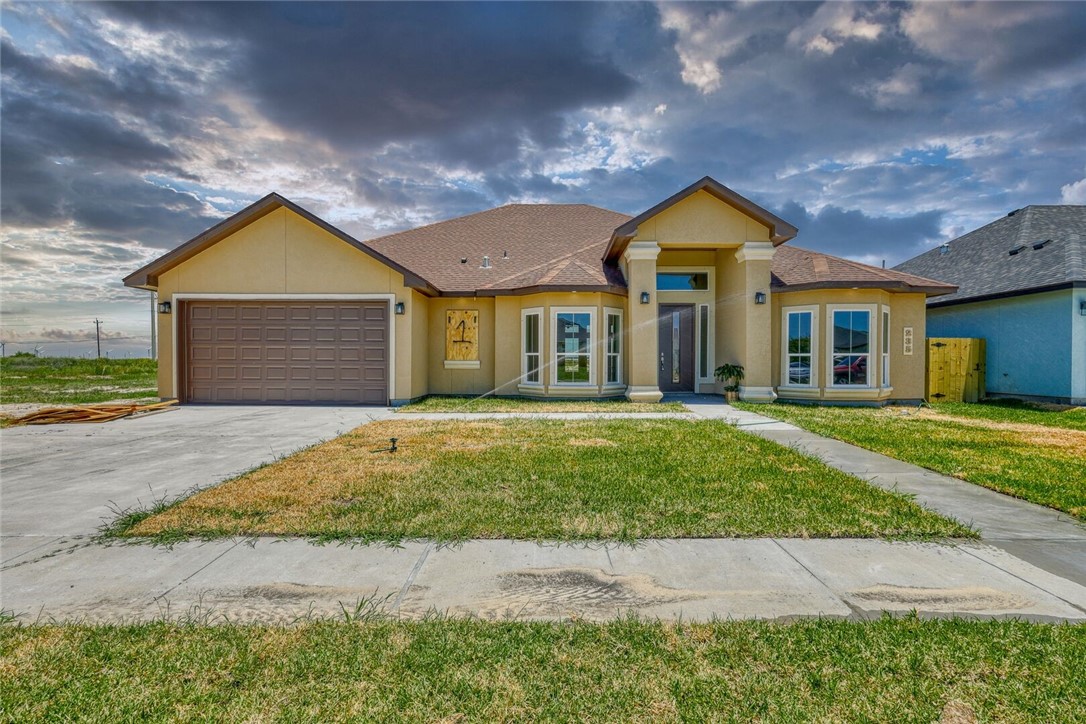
184 301 389 404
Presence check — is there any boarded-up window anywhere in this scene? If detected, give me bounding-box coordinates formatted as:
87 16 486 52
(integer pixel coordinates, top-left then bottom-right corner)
446 310 479 361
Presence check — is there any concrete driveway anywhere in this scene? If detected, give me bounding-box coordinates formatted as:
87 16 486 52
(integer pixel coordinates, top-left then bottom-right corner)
1 405 390 562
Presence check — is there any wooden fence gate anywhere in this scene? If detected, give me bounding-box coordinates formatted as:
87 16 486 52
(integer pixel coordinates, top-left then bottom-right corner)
926 337 986 402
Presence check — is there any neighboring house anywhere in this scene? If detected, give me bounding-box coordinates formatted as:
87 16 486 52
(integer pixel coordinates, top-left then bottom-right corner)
124 176 955 406
895 206 1086 405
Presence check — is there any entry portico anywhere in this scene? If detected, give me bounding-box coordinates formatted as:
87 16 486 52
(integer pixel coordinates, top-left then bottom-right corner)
607 177 797 402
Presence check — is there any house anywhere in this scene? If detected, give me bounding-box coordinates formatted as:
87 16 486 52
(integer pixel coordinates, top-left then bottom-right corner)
895 206 1086 405
123 176 955 406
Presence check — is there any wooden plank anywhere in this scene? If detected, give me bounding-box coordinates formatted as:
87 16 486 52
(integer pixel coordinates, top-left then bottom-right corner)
445 309 479 362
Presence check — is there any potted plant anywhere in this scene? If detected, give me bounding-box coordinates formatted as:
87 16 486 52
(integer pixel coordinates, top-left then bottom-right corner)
714 363 745 402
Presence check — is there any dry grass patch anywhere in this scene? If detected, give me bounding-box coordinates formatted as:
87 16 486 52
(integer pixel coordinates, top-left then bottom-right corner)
124 418 970 542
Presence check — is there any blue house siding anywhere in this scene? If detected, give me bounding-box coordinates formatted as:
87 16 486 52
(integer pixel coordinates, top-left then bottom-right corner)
1073 288 1086 403
927 289 1081 403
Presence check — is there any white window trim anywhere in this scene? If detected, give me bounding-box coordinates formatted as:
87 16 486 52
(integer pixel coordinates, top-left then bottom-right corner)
827 304 877 389
551 307 596 386
780 305 819 389
521 307 543 388
881 305 891 389
171 293 396 402
603 307 624 387
697 303 714 383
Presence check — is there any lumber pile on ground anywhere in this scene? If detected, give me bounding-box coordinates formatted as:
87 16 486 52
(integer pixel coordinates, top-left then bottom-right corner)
6 400 178 426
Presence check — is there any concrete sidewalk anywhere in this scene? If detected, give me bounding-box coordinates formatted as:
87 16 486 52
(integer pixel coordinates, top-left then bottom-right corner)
680 396 1086 587
4 537 1085 624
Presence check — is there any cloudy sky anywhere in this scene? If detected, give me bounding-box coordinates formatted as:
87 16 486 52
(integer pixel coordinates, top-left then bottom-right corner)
2 1 1085 356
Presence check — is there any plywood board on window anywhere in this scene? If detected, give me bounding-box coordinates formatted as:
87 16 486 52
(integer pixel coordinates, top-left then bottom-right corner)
446 309 479 361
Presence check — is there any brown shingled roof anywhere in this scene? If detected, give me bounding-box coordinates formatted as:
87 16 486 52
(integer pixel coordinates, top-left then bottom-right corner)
367 203 631 296
771 246 957 296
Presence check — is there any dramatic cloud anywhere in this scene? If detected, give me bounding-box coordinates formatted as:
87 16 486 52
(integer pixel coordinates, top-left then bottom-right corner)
1 1 1085 354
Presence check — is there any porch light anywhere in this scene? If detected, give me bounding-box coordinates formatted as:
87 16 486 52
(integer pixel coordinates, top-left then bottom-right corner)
754 292 766 305
640 292 651 304
1080 300 1086 316
157 301 172 314
394 301 406 315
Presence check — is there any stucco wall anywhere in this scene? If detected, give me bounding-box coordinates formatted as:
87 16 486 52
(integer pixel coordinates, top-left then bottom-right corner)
927 289 1081 402
771 289 928 402
632 190 771 246
154 207 418 401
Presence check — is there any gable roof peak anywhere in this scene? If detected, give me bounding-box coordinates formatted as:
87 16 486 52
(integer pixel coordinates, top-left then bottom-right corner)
604 176 798 261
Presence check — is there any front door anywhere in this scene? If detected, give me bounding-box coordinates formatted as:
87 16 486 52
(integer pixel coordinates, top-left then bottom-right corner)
658 304 695 392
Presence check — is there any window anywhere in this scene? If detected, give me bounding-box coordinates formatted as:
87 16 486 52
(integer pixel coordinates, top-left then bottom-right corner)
786 311 814 386
656 272 708 291
831 309 870 386
522 309 542 385
881 308 890 387
553 309 594 385
698 304 710 379
605 310 622 385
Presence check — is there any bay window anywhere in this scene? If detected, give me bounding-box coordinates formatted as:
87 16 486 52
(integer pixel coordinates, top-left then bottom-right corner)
553 309 594 385
831 309 870 386
521 308 542 385
786 310 814 386
605 310 622 385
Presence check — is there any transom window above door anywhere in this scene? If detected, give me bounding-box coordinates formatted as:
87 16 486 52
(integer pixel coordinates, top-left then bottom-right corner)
656 272 708 291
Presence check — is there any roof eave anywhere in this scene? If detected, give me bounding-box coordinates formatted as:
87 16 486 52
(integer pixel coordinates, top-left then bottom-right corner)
772 280 958 297
435 284 629 298
927 280 1084 308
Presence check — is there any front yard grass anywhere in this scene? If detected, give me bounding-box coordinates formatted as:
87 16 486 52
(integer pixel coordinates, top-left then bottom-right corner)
397 395 688 413
0 354 157 405
121 418 970 542
3 617 1084 722
738 400 1086 520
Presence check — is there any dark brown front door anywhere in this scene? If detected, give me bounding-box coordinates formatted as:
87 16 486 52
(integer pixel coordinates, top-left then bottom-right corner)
184 301 389 404
658 304 695 392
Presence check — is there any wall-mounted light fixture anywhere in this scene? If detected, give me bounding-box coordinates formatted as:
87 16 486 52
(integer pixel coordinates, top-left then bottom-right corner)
754 292 767 305
394 301 406 315
640 292 651 304
157 301 172 314
1080 299 1086 316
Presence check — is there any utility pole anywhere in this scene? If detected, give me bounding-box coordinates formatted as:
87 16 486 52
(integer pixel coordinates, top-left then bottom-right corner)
95 318 102 359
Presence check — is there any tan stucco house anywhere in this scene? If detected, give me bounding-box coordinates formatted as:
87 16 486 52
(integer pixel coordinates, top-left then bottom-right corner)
124 176 955 406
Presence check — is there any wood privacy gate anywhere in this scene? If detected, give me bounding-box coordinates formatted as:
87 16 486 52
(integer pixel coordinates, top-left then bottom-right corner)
926 337 986 402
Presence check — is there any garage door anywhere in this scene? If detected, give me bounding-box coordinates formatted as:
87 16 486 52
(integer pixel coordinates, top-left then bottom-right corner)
184 301 389 404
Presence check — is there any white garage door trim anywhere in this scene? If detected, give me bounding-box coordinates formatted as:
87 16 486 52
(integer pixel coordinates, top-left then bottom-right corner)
172 293 396 402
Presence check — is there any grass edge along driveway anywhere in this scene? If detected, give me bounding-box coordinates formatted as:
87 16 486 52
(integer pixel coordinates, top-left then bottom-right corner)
737 400 1086 520
3 617 1085 722
120 418 972 542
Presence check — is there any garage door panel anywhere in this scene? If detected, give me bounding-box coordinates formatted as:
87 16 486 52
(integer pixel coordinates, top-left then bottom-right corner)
185 301 388 404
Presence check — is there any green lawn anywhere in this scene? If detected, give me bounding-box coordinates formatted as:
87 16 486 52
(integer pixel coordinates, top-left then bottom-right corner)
120 418 970 542
3 618 1084 722
0 354 157 405
737 400 1086 519
397 395 688 413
